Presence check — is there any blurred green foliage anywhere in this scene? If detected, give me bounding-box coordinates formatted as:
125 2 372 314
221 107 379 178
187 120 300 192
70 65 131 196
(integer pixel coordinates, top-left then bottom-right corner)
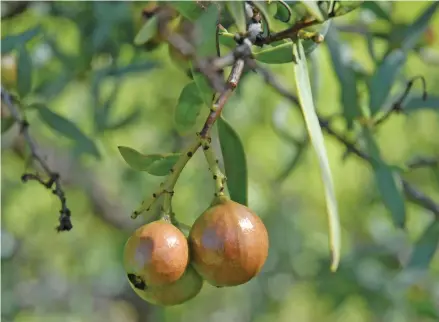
1 1 439 322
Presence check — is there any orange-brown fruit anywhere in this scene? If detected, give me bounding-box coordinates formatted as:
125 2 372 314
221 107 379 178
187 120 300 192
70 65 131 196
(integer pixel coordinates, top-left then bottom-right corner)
188 197 269 287
127 265 203 306
123 220 189 287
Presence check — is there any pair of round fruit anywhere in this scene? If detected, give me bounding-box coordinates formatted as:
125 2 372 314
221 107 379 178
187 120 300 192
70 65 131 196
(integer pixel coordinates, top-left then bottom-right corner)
123 197 269 306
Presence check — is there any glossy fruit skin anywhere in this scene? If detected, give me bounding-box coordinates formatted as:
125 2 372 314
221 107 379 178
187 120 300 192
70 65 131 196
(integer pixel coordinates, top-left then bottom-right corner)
188 198 269 287
123 220 189 287
127 265 203 306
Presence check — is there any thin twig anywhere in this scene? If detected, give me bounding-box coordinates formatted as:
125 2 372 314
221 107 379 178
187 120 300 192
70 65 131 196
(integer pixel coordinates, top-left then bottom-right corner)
250 64 439 218
199 59 245 138
1 86 72 231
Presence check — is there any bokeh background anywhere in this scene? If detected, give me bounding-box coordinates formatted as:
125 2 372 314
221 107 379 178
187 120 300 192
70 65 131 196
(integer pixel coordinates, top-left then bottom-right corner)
1 1 439 322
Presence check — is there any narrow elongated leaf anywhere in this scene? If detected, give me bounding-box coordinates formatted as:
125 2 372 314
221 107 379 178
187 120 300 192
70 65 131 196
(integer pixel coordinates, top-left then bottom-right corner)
369 49 407 116
227 2 246 33
362 2 392 22
118 146 180 176
400 2 439 52
218 117 248 206
254 42 295 64
190 63 213 108
292 40 341 272
406 220 439 269
1 26 41 54
169 1 204 21
325 27 360 129
37 106 100 158
17 45 32 98
134 15 158 46
403 95 439 112
195 4 218 57
174 81 203 133
302 2 324 22
363 128 406 227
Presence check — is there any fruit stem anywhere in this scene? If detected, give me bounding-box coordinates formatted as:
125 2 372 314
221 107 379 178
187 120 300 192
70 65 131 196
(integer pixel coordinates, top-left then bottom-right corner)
132 139 201 219
200 136 227 198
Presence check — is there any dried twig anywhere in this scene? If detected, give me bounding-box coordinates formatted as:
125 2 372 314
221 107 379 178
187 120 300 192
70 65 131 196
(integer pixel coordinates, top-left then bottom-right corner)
1 86 72 231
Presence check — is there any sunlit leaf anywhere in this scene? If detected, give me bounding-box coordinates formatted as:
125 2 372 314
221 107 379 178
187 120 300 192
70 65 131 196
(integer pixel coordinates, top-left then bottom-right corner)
218 116 248 206
325 27 360 129
292 40 341 272
368 49 406 116
37 106 100 158
403 95 439 113
17 45 32 98
195 4 218 57
406 220 439 270
226 2 246 33
174 81 204 133
331 1 364 18
302 2 324 22
134 15 158 46
169 1 204 21
118 146 180 176
363 128 406 228
254 42 295 64
190 63 213 108
399 2 439 52
1 26 41 54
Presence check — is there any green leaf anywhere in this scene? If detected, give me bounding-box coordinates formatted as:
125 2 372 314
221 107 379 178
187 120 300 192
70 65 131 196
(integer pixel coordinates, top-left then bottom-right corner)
254 42 295 64
406 220 439 270
325 27 360 129
302 2 324 22
399 2 439 52
362 2 392 22
118 146 180 176
1 26 41 54
368 49 407 116
190 63 213 108
134 15 158 46
195 4 219 57
403 95 439 113
37 106 100 158
169 1 204 21
218 32 236 49
292 40 340 272
17 45 32 98
218 117 248 206
274 1 292 22
226 2 246 33
174 81 204 133
1 117 15 134
105 108 142 131
363 128 406 228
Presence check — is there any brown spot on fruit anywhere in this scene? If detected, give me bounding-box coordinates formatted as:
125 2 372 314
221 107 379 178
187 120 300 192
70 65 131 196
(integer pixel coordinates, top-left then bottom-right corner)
188 197 269 287
128 265 204 306
123 220 189 287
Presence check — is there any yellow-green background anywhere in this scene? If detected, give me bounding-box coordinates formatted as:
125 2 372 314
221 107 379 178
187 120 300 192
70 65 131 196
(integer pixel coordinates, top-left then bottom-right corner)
1 2 439 322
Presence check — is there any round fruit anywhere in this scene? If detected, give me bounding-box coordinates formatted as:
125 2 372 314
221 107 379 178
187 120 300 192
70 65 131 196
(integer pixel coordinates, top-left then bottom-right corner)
123 220 189 287
188 197 269 287
127 265 203 306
